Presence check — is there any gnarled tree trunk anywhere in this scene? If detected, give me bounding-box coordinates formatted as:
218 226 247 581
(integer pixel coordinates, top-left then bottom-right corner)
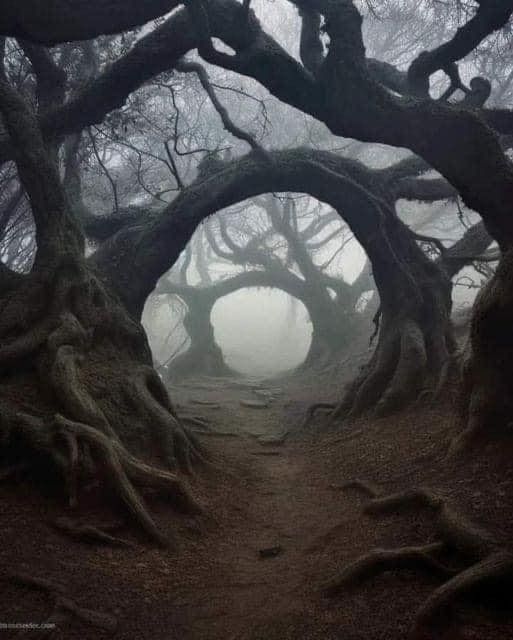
301 291 357 368
166 289 233 380
449 248 513 454
0 66 200 546
333 209 454 418
0 258 202 545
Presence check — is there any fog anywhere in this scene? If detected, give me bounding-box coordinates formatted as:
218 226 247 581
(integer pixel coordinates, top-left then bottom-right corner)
211 288 311 377
142 195 481 378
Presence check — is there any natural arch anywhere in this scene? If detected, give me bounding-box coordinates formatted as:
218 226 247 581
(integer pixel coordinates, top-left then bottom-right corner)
0 43 498 549
116 154 453 417
155 270 321 379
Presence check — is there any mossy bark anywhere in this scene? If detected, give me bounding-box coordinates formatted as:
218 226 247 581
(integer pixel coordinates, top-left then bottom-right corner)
0 257 201 545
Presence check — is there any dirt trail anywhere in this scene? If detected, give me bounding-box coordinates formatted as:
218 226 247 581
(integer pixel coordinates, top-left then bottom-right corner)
171 375 355 640
1 375 513 639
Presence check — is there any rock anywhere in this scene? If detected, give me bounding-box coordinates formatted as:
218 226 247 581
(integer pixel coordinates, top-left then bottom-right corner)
259 545 283 559
251 451 282 456
258 433 287 446
190 399 221 408
253 390 275 401
240 400 268 409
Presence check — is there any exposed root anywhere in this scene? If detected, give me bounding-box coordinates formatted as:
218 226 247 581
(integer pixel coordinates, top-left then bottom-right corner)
0 260 206 547
326 481 513 634
376 319 427 414
330 309 453 422
415 551 513 629
447 373 496 458
55 414 202 545
191 399 221 408
9 571 117 636
426 349 461 403
130 369 198 472
49 342 119 441
51 516 131 547
194 430 241 438
3 408 201 546
340 479 380 498
55 414 172 546
363 488 443 514
324 542 453 596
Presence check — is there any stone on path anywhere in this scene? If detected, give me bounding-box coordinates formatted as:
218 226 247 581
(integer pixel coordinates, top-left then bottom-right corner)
240 399 269 409
191 399 221 408
258 433 287 446
258 545 283 559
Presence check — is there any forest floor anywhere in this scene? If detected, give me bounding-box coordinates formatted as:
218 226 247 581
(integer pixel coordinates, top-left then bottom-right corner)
2 362 513 639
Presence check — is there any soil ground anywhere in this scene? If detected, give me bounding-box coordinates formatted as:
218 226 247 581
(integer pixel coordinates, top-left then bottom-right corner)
1 363 513 639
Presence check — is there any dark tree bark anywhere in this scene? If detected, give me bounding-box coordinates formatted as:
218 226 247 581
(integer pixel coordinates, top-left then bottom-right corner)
449 250 513 455
333 208 453 417
162 287 233 380
440 221 494 280
0 63 201 547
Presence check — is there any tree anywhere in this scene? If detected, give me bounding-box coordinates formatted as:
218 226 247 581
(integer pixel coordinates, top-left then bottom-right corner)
0 45 202 547
2 0 509 438
158 197 367 377
159 157 491 395
1 0 513 552
142 148 458 416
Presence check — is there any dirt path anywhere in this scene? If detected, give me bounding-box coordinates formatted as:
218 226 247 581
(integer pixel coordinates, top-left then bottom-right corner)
170 376 337 638
1 375 513 639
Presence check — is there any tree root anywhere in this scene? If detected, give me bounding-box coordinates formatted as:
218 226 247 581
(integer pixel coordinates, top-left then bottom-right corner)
9 571 117 637
61 431 78 508
51 516 131 547
0 268 206 547
416 551 513 628
446 366 499 458
325 481 513 634
324 542 454 596
56 414 202 545
329 311 454 422
128 367 209 475
4 409 202 547
194 430 241 438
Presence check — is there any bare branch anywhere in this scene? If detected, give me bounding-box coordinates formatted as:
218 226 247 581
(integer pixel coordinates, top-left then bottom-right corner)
176 59 267 156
